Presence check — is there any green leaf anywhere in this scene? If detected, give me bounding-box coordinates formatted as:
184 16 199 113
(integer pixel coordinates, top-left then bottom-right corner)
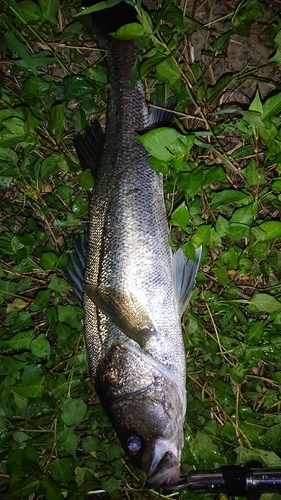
140 8 153 34
14 53 57 70
31 334 51 358
60 427 78 456
49 103 65 143
230 363 245 383
48 458 73 485
140 52 169 77
178 167 203 197
39 0 59 24
259 221 281 241
100 476 121 495
2 117 25 135
272 178 281 192
213 265 229 285
243 158 259 187
249 89 263 115
21 76 51 98
182 241 197 261
241 110 264 128
245 321 263 345
58 305 84 325
13 376 45 398
211 190 253 209
12 1 41 23
155 58 182 86
211 31 231 54
10 311 33 333
170 202 189 230
72 195 88 217
40 252 58 270
8 476 41 498
8 330 34 350
248 293 281 313
230 205 254 225
40 154 68 179
138 128 194 161
60 398 87 426
4 30 37 76
63 76 95 100
42 474 64 500
34 289 51 310
193 225 211 244
207 75 233 104
202 165 228 186
48 274 71 292
76 169 94 190
82 436 100 453
262 92 281 121
228 222 250 241
77 0 123 15
158 2 184 28
111 23 146 40
216 215 229 237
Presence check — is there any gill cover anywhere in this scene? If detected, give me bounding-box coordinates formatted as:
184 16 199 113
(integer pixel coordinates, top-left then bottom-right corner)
94 342 186 487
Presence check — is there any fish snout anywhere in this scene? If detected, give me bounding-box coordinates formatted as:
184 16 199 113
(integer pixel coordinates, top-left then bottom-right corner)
145 451 181 488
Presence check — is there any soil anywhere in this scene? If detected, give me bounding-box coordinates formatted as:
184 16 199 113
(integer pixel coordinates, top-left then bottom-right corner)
186 0 281 105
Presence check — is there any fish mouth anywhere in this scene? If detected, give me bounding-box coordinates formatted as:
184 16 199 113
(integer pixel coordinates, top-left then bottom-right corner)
145 451 181 489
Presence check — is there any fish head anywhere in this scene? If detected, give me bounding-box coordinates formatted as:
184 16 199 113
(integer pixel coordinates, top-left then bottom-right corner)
95 343 186 488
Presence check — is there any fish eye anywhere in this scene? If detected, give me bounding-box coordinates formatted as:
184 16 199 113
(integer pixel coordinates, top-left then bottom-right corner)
126 435 142 455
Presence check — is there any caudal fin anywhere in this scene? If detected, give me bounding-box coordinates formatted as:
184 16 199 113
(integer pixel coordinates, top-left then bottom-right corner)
82 0 137 36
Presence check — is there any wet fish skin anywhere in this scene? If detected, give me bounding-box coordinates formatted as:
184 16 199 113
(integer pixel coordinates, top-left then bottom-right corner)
72 1 201 488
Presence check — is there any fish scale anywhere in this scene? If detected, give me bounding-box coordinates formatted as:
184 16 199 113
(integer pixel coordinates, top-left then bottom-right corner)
67 1 201 488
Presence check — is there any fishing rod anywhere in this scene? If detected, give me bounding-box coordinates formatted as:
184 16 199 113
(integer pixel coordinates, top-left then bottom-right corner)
164 461 281 499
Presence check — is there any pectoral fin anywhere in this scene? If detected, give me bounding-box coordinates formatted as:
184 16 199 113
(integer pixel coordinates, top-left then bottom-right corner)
84 284 157 348
172 246 201 317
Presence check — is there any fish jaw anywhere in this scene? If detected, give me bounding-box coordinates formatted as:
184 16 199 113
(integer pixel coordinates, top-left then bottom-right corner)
146 448 181 488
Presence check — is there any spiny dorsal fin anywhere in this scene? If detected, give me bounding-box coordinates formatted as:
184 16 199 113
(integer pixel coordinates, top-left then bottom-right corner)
172 246 201 317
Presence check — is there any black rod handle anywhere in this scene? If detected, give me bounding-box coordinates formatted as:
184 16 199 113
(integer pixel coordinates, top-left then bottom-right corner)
164 463 281 499
187 464 281 498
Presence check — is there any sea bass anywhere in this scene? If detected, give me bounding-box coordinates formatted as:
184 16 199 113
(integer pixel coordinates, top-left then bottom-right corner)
67 0 201 488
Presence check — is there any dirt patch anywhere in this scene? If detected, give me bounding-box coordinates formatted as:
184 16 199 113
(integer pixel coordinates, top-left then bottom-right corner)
186 0 281 105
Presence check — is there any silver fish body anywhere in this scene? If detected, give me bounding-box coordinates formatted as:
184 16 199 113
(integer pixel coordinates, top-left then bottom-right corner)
72 5 201 488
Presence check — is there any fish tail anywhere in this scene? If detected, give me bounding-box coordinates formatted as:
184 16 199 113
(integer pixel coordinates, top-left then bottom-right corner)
83 0 139 87
83 0 137 37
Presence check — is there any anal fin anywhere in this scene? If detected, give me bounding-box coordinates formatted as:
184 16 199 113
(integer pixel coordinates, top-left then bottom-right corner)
74 120 104 176
63 234 88 307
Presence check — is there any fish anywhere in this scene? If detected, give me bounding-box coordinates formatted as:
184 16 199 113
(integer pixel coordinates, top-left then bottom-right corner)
66 0 201 489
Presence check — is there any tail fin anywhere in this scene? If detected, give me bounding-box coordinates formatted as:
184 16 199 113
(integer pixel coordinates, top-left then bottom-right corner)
82 0 137 36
